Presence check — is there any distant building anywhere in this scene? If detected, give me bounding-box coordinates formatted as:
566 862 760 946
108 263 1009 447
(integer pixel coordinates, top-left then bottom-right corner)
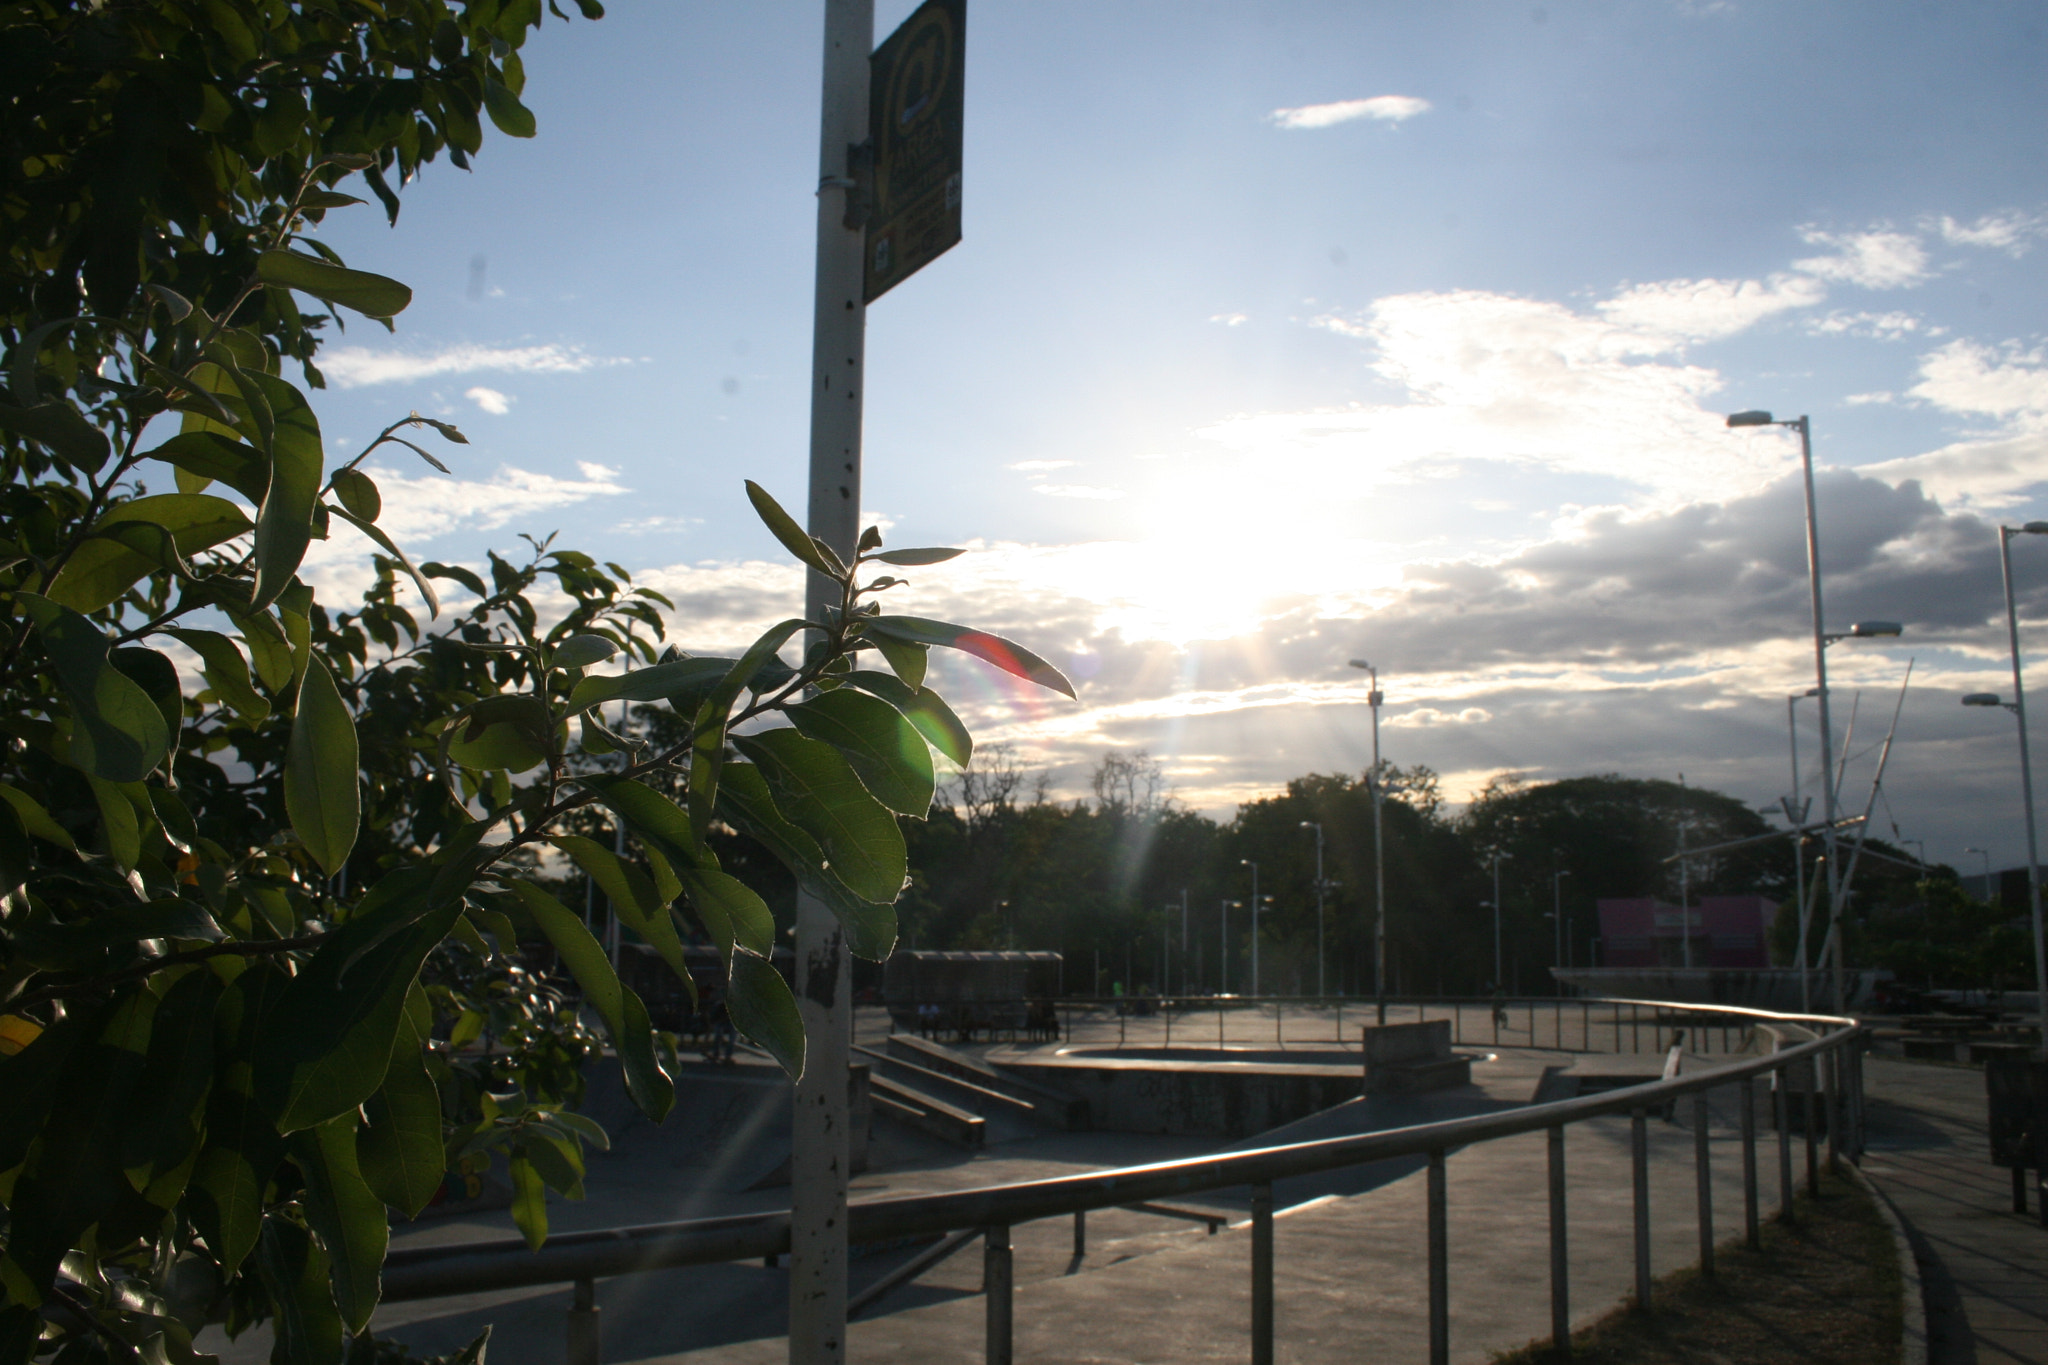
1596 896 1774 969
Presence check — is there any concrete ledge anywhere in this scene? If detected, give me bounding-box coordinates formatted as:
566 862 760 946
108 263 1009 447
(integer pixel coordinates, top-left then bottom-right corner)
1851 1161 1930 1365
995 1053 1362 1137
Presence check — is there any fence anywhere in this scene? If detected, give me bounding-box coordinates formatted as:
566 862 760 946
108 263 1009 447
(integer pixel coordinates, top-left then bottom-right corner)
381 998 1865 1365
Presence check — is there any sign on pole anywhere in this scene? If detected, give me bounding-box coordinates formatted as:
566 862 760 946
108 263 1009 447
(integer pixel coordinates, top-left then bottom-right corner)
864 0 965 302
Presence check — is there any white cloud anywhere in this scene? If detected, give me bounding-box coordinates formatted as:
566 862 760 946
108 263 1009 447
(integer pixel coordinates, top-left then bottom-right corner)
1936 209 2048 255
1597 274 1825 343
1792 228 1931 289
1805 310 1932 341
1842 392 1895 406
321 342 629 388
1858 342 2048 505
1033 484 1125 500
1909 340 2048 420
465 386 511 414
1010 460 1078 473
1210 313 1250 327
1268 95 1430 130
577 460 621 481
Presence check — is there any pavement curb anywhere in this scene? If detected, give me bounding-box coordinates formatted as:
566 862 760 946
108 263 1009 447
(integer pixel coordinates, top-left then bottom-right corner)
1849 1161 1930 1365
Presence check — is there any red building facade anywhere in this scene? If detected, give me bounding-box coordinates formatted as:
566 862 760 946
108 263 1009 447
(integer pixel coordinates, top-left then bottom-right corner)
1596 896 1775 969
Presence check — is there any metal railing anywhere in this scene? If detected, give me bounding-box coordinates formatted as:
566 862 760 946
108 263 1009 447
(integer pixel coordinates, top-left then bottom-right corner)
381 998 1865 1365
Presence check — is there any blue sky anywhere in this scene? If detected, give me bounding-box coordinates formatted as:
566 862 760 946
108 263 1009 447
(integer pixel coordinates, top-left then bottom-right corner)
290 2 2048 875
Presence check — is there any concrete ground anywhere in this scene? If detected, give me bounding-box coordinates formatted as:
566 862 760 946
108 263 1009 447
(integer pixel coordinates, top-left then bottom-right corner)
1862 1055 2048 1365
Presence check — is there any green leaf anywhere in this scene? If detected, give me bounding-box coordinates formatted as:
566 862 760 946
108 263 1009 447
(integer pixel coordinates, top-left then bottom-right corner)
867 546 965 566
445 693 554 773
552 633 617 669
715 762 897 960
358 990 444 1218
497 880 672 1122
191 966 287 1275
10 895 220 970
16 593 171 782
0 782 72 849
786 686 935 816
146 430 268 501
110 645 182 753
743 480 843 579
508 1154 548 1249
0 801 27 899
285 658 359 877
547 834 692 980
565 655 731 713
580 776 704 900
252 1216 345 1365
43 494 252 613
680 866 775 963
328 502 440 617
167 628 269 724
86 775 144 873
249 372 325 610
292 1114 388 1332
331 467 382 522
843 670 973 768
869 634 927 691
231 608 293 692
689 618 806 837
0 398 110 467
254 867 463 1133
732 728 906 904
257 250 412 319
483 79 538 138
866 615 1077 699
728 953 804 1080
119 969 221 1184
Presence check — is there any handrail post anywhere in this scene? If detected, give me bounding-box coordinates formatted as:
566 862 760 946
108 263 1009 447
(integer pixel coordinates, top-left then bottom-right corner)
1548 1125 1569 1356
1073 1209 1086 1259
1823 1046 1841 1176
1251 1181 1275 1365
1631 1108 1651 1311
568 1277 600 1365
1775 1070 1795 1225
1740 1075 1760 1249
1693 1091 1714 1279
1804 1062 1820 1198
1427 1149 1449 1365
984 1224 1012 1365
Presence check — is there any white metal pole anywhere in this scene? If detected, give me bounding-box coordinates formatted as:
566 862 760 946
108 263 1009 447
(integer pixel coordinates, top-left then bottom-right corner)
1793 417 1848 1016
1250 863 1261 997
1371 670 1387 1006
791 3 871 1360
1492 854 1504 987
1310 823 1326 997
1999 528 2048 1047
1787 695 1810 1010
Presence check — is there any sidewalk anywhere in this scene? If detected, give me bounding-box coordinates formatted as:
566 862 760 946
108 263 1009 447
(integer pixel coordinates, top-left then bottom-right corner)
1863 1056 2048 1365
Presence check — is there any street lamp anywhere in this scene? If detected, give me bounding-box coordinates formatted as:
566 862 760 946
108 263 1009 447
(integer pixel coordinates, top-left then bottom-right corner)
1349 659 1390 1012
1240 858 1261 996
1551 868 1571 990
1729 409 1906 1014
1785 688 1819 1009
1220 899 1241 994
1300 821 1326 997
1964 846 1993 896
1965 517 2048 1049
1489 850 1512 988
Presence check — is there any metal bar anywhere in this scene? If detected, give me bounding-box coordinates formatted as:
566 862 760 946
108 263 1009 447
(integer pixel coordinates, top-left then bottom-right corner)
1123 1202 1227 1232
1428 1149 1449 1365
1776 1073 1795 1226
2015 1163 2029 1216
1824 1049 1840 1176
1694 1091 1714 1278
1251 1182 1275 1365
1740 1077 1760 1249
1804 1068 1820 1198
568 1277 600 1365
1632 1004 1640 1054
1631 1108 1651 1311
984 1224 1012 1365
1074 1209 1086 1258
1548 1125 1569 1355
849 1228 981 1318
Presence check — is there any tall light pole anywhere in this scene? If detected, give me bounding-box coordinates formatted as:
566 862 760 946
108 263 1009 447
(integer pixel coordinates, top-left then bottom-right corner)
1301 821 1325 997
1349 660 1388 1011
1729 410 1904 1014
1241 859 1260 995
1552 868 1571 990
1965 846 1993 897
1220 899 1239 993
1785 688 1818 1007
1966 515 2048 1048
1490 850 1512 988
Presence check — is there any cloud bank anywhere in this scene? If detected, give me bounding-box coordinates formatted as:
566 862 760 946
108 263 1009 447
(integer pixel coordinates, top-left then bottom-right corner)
1269 96 1431 130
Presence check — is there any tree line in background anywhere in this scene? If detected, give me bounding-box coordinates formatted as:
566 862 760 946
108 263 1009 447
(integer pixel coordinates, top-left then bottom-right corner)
793 747 2024 998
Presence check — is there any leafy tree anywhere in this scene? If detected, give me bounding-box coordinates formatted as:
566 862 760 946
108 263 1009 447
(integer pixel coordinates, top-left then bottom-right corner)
0 6 1070 1361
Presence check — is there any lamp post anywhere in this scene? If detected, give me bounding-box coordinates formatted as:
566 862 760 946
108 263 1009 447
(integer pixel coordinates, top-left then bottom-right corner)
1490 850 1512 988
1241 859 1260 995
1965 516 2048 1048
1786 688 1818 1008
1348 661 1389 1011
1965 846 1993 897
1301 821 1326 997
1220 900 1239 993
1728 410 1905 1013
1552 868 1571 990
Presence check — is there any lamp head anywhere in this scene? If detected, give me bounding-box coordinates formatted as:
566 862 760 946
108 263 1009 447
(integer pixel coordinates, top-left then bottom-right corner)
1726 410 1775 428
1348 658 1372 671
1848 620 1902 638
1962 693 2004 708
